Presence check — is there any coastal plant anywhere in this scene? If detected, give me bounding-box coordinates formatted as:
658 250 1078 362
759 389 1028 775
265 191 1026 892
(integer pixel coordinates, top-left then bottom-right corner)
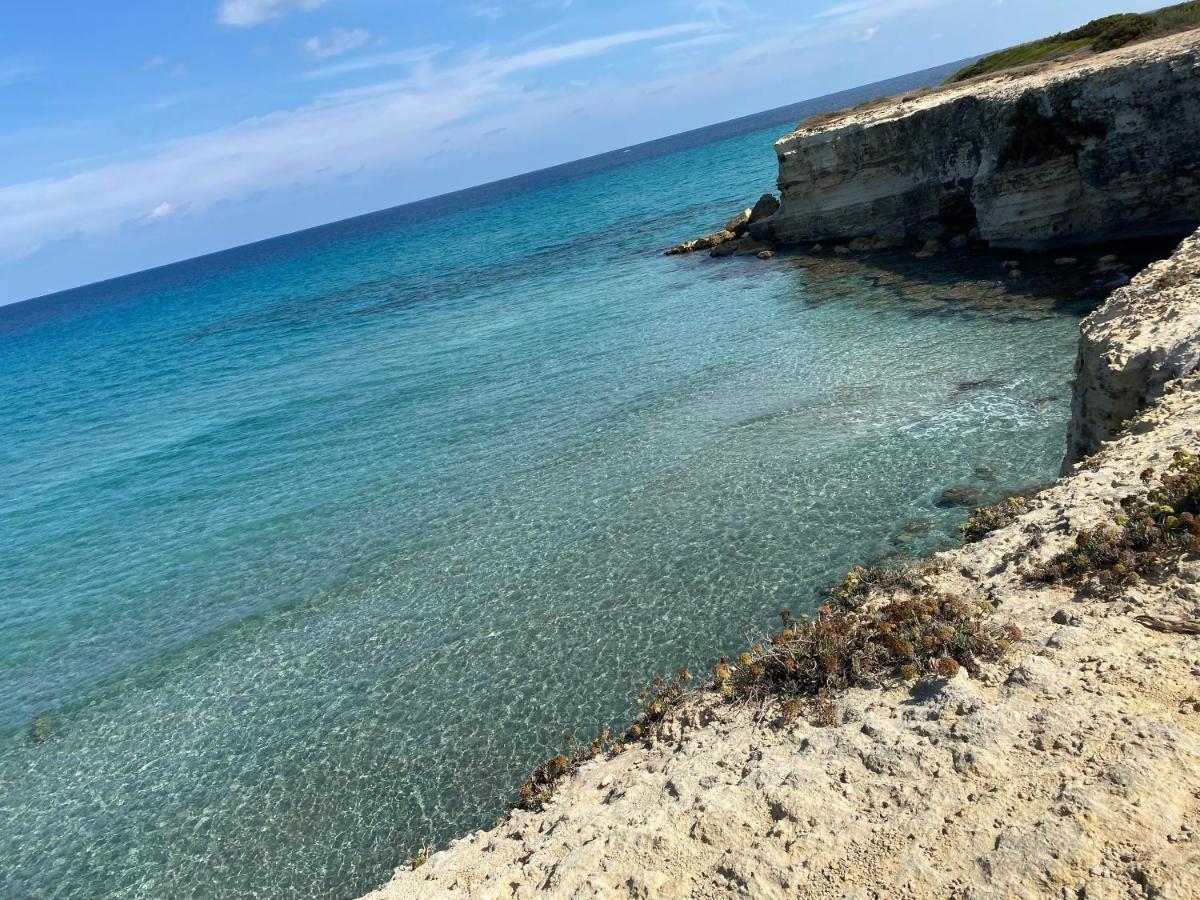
830 562 939 609
1029 449 1200 591
712 593 1017 721
948 3 1200 82
961 492 1038 543
513 558 1016 810
404 842 435 870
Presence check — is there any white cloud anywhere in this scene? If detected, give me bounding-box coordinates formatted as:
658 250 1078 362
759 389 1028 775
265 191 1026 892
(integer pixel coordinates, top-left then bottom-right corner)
217 0 330 28
304 28 372 60
0 23 708 261
142 56 168 70
654 32 736 53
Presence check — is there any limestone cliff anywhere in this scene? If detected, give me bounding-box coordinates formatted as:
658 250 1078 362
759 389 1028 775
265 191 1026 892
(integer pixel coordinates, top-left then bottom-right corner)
760 30 1200 252
1065 231 1200 465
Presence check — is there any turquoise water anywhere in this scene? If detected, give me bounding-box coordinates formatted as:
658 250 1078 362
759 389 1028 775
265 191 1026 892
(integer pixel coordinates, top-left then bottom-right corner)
1 66 1087 899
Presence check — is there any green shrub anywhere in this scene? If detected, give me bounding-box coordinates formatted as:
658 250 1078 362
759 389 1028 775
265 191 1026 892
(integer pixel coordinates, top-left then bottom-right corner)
948 2 1200 82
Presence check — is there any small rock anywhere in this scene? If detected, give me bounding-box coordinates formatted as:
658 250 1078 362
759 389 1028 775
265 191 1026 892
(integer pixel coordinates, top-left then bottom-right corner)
1051 609 1080 626
1003 260 1021 270
949 234 970 250
756 250 775 260
725 208 752 236
1054 257 1079 267
811 243 824 252
834 245 851 255
1007 268 1023 279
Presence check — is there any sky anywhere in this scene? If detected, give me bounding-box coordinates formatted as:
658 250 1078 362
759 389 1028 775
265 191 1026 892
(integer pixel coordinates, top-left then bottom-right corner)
0 0 1169 304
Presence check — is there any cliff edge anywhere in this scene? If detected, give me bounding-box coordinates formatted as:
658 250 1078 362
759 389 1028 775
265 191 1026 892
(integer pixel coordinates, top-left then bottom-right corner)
758 30 1200 252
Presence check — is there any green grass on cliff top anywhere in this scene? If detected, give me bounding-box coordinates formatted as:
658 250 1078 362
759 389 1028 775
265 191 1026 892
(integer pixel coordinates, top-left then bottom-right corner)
948 1 1200 82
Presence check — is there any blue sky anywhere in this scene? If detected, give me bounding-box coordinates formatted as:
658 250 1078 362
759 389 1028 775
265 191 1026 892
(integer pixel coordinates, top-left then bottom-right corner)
0 0 1166 303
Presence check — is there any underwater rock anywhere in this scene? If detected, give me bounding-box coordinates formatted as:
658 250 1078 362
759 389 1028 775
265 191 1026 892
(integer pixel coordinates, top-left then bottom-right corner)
936 485 983 508
892 517 936 544
29 716 54 745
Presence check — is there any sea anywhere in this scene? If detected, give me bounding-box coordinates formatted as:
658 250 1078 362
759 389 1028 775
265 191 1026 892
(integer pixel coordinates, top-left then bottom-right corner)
0 60 1092 898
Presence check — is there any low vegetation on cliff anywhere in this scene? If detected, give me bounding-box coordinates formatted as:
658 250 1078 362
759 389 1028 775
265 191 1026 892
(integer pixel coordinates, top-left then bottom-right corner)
1029 448 1200 590
514 560 1020 813
949 2 1200 83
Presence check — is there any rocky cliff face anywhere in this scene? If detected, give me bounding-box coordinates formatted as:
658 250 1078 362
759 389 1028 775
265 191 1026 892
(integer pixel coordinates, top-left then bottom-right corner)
1065 231 1200 466
761 31 1200 252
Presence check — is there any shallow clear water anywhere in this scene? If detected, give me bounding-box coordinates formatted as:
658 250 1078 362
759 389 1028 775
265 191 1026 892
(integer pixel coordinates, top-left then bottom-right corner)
1 64 1087 899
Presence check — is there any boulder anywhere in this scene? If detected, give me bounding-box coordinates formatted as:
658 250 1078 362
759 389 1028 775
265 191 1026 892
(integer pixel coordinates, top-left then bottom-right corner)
748 193 781 223
710 241 738 258
725 208 752 236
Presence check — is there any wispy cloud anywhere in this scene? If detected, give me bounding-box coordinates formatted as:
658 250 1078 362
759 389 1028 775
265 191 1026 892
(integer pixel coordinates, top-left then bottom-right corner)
655 32 736 53
217 0 330 27
304 28 372 60
0 23 709 261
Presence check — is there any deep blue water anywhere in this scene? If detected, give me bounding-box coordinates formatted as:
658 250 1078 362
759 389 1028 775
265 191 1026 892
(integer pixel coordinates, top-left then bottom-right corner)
0 60 1087 899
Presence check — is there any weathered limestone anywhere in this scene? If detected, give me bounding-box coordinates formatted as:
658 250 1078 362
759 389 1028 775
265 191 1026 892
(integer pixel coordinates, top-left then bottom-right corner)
762 30 1200 252
1064 230 1200 466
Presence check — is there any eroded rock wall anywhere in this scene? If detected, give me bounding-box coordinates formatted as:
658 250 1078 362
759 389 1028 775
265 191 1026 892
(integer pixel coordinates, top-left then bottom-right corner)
1065 230 1200 466
765 31 1200 251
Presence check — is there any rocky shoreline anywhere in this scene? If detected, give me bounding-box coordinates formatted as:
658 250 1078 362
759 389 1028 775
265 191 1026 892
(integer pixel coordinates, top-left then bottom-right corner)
368 222 1200 900
366 32 1200 900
